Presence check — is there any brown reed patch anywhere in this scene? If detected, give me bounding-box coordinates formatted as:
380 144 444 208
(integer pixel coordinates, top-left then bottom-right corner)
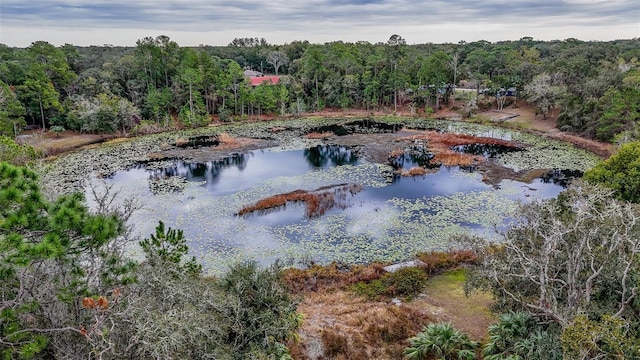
401 130 518 148
400 166 428 176
415 250 479 275
395 130 522 167
236 183 364 218
389 148 405 158
216 132 236 145
304 131 334 139
290 290 432 360
283 262 387 293
432 152 484 167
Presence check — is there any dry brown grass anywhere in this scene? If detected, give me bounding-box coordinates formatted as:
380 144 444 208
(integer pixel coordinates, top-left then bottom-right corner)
284 262 387 293
304 131 334 139
389 148 405 158
217 132 236 145
289 291 432 360
401 131 517 149
394 130 522 168
175 138 189 147
400 166 428 176
416 250 478 275
285 251 490 358
432 152 484 167
237 183 363 218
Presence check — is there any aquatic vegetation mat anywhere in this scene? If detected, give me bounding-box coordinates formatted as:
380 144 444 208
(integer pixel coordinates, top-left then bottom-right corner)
41 117 601 274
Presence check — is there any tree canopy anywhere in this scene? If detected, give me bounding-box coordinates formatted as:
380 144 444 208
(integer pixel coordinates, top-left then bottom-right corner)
0 36 636 141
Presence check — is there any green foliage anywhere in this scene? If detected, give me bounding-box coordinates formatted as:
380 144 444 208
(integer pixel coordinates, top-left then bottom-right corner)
50 125 65 137
524 72 566 119
404 322 478 360
0 80 26 137
0 136 40 165
584 141 640 202
595 87 640 141
561 315 640 359
0 162 131 358
483 312 562 360
69 93 140 133
139 220 201 275
0 162 300 359
352 266 428 299
219 261 300 358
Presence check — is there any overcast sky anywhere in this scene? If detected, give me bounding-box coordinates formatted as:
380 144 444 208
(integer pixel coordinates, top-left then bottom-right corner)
1 0 638 47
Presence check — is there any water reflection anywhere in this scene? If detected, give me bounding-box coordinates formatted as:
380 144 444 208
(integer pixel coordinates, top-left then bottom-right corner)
453 143 523 158
389 146 436 170
540 169 583 187
151 153 249 182
106 144 587 270
304 145 359 167
128 145 360 195
311 120 401 136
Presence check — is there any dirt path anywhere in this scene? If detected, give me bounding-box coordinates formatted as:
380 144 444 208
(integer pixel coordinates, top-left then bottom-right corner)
478 104 612 158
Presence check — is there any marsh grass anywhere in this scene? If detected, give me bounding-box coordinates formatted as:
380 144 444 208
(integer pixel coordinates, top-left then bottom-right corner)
416 250 478 275
216 132 236 144
283 262 387 293
304 131 334 139
400 166 429 176
236 183 364 218
290 290 431 360
391 131 522 169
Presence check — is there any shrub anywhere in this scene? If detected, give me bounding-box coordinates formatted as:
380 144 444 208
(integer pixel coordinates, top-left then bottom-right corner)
50 125 65 137
416 250 478 275
404 322 478 360
483 312 562 360
385 266 428 297
351 266 428 300
0 136 40 165
218 109 232 122
583 141 640 203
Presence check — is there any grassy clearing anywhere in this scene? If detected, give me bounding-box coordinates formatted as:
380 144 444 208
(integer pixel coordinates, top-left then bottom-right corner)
407 268 495 341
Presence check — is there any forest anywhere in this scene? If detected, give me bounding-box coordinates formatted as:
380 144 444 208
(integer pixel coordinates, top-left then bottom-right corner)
0 35 639 359
0 36 638 142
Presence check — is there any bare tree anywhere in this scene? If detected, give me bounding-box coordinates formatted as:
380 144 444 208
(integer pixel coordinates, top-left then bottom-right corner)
450 52 460 86
266 51 289 76
471 184 640 327
524 73 566 119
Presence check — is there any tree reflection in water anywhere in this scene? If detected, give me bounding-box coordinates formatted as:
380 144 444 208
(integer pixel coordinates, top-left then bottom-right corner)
148 153 249 182
304 145 358 168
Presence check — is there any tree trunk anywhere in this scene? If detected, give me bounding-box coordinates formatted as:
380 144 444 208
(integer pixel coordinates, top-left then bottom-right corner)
189 83 193 123
39 98 45 133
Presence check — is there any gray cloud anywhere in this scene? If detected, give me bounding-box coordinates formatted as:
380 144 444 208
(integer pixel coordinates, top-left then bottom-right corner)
0 0 638 46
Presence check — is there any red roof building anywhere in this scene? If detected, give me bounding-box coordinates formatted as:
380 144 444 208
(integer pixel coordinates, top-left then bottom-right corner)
249 76 281 86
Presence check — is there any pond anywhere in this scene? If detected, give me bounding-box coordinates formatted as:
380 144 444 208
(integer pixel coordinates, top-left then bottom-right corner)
43 118 601 273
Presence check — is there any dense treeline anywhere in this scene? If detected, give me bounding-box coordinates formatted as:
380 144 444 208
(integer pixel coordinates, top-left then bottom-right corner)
1 36 638 141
